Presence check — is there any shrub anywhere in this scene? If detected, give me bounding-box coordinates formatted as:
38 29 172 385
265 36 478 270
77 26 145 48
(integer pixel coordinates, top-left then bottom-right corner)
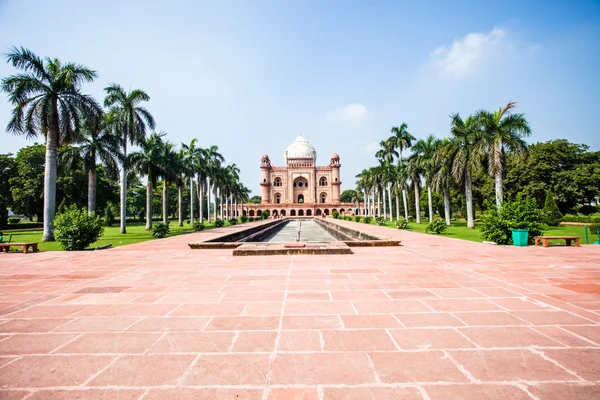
152 222 170 238
395 218 409 229
588 223 600 234
261 211 269 220
363 216 372 224
480 196 546 245
354 216 361 222
426 218 448 234
332 210 339 219
193 221 205 231
578 205 598 216
561 215 600 223
104 206 115 227
215 218 224 227
344 215 352 221
375 216 386 226
229 218 238 225
54 205 104 251
8 217 20 224
543 191 563 226
240 215 248 223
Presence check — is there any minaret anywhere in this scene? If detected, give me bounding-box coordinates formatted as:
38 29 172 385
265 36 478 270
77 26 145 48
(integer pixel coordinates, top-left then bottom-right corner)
330 153 341 204
260 154 271 204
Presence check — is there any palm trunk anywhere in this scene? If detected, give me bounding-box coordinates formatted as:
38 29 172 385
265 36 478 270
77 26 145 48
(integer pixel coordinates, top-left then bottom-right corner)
219 190 223 220
88 168 97 215
162 180 169 225
443 187 451 226
145 170 153 230
206 177 211 223
382 186 387 219
371 190 375 216
465 170 474 229
189 177 194 222
198 177 204 223
395 191 400 221
365 189 369 215
235 198 238 218
42 114 58 241
214 186 218 221
495 170 503 208
178 185 183 227
427 185 433 223
377 190 381 217
415 184 421 224
402 189 408 220
225 192 229 219
120 138 127 234
387 184 393 221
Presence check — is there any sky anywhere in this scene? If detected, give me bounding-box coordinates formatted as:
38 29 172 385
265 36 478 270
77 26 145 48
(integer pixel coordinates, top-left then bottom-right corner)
1 0 599 196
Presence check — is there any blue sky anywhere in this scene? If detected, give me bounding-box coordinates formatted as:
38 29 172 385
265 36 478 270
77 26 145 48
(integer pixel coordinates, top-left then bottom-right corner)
1 0 599 195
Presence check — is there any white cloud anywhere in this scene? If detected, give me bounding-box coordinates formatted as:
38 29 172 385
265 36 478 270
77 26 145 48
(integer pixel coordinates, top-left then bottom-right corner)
325 103 368 122
363 141 380 156
429 28 506 78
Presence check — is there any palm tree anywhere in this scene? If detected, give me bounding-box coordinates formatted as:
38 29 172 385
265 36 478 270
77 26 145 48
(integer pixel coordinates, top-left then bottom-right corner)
412 135 441 223
203 146 224 222
442 114 485 228
181 139 200 222
129 132 166 230
1 47 102 241
476 102 531 207
389 123 416 222
406 155 423 224
396 160 410 220
104 84 155 234
432 138 455 226
376 139 398 221
159 141 180 225
176 148 191 226
67 115 121 215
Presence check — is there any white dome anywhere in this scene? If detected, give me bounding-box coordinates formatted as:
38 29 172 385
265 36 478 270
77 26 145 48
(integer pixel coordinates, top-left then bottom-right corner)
285 133 316 162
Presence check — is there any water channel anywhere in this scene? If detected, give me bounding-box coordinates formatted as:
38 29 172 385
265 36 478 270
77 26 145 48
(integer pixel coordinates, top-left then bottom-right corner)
262 219 337 242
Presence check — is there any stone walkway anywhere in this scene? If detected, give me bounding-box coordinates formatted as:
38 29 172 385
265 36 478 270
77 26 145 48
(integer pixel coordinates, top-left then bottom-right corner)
0 220 599 399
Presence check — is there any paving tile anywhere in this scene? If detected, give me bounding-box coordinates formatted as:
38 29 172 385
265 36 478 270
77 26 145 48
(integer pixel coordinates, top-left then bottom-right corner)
92 304 178 317
7 305 87 318
322 329 397 351
231 331 277 352
277 330 321 351
243 302 284 315
27 389 144 399
459 327 562 348
389 328 476 349
53 317 139 332
204 316 279 331
0 391 30 400
453 311 528 326
171 303 246 316
0 333 78 355
561 325 600 343
144 388 264 400
284 302 355 315
221 291 285 302
542 348 600 380
267 388 319 400
354 300 431 314
0 355 114 387
147 332 234 353
322 387 423 399
532 326 600 347
183 354 270 385
282 315 342 329
340 315 401 328
490 298 551 311
424 384 531 399
330 291 389 300
526 383 600 400
396 313 465 327
423 299 504 312
369 351 468 383
270 353 376 384
449 349 575 381
156 292 224 303
89 354 195 386
287 291 331 301
511 310 593 325
0 318 72 333
126 317 211 332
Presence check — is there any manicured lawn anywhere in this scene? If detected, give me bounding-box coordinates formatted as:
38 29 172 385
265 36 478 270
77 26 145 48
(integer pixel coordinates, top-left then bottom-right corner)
3 220 234 252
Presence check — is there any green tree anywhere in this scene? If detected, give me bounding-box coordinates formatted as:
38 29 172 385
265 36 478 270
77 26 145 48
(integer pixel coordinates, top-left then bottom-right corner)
104 84 155 234
9 144 46 221
543 190 563 226
0 153 17 227
389 123 415 220
1 47 102 240
340 190 355 203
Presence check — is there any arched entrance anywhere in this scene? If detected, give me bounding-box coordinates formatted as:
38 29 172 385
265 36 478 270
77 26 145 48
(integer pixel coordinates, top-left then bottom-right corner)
306 209 312 216
249 210 255 217
324 209 329 215
290 210 296 216
298 210 304 216
281 210 286 216
316 209 322 216
272 210 278 217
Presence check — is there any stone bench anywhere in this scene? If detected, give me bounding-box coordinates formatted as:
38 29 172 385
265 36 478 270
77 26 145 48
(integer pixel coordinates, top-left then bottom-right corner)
0 242 39 254
534 236 580 247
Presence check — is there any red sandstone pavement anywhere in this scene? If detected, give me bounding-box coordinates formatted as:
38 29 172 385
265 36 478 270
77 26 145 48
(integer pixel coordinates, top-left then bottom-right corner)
0 219 599 399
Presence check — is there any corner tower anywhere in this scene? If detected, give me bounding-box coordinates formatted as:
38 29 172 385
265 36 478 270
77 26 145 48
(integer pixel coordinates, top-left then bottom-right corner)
260 153 272 204
330 153 341 203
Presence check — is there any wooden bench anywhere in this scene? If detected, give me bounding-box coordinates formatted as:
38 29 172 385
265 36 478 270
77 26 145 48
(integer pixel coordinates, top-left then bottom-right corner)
0 242 39 254
534 236 580 247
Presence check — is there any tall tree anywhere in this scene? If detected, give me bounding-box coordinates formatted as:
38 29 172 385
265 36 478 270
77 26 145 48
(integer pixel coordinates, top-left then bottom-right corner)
202 145 224 223
389 123 415 221
431 138 455 225
159 141 180 225
1 47 101 240
412 135 442 222
476 101 531 207
104 84 155 233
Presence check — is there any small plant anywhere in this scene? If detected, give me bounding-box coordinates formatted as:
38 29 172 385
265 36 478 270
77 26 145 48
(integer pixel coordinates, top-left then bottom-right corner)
229 218 238 225
354 215 361 222
332 210 339 219
343 215 352 221
480 195 546 245
426 218 448 234
104 205 115 227
363 216 372 224
185 219 190 225
152 222 170 238
375 216 386 226
193 221 205 231
215 218 224 227
589 223 600 234
395 218 409 229
261 211 269 220
8 217 20 224
240 215 248 223
543 191 563 226
54 205 104 251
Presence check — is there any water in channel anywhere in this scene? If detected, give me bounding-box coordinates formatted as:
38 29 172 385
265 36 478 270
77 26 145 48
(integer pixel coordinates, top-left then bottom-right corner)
262 219 337 242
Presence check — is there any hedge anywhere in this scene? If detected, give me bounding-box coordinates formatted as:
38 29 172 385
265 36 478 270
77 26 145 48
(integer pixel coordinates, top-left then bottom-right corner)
562 215 600 223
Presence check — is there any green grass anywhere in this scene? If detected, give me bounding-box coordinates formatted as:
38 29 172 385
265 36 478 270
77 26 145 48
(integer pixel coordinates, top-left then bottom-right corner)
3 220 238 252
352 218 593 244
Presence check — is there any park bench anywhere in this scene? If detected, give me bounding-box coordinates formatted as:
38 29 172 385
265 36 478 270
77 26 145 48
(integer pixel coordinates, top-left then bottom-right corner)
534 236 580 248
0 242 39 254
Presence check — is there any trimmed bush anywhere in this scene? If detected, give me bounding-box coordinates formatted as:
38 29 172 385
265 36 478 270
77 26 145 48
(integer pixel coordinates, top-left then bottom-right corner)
240 215 248 223
261 211 269 220
426 218 448 234
562 215 600 223
54 205 104 251
375 216 386 226
395 218 409 229
480 196 546 245
354 216 361 222
363 216 372 224
229 218 238 225
7 217 20 224
343 215 352 221
193 221 205 231
332 210 339 219
152 222 169 238
215 218 224 227
543 191 563 226
588 223 600 234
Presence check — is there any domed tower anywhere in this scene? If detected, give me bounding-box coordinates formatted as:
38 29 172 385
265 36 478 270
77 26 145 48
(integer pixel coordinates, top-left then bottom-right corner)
330 153 341 203
285 133 316 167
260 153 272 204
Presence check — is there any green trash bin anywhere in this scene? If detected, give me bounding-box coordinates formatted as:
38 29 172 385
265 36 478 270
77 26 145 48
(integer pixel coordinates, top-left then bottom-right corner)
511 229 529 246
